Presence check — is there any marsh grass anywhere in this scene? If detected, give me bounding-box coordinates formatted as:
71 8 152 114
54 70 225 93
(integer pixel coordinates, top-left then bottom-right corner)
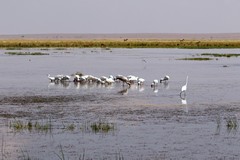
5 52 49 55
90 121 115 133
201 53 240 57
5 47 22 50
80 120 116 133
55 144 66 160
226 117 238 133
20 148 31 160
62 123 76 131
177 57 213 61
9 119 52 132
1 39 240 48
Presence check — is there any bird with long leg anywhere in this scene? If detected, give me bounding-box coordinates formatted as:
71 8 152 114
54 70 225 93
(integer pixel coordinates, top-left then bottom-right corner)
180 76 188 98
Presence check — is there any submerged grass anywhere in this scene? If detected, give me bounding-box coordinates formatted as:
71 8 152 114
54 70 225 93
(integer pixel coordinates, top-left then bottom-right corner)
1 39 240 48
5 51 49 55
177 57 213 61
9 119 52 132
201 53 240 57
80 120 116 133
90 121 115 133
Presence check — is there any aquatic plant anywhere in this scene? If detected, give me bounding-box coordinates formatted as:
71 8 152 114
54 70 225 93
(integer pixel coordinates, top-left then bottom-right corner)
5 47 22 50
55 144 66 160
5 52 49 55
226 117 238 131
201 53 240 57
20 148 31 160
63 123 75 131
9 119 52 132
90 121 115 133
177 57 213 61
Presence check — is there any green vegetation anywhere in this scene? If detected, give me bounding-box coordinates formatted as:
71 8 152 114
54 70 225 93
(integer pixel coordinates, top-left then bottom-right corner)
9 119 52 132
1 39 240 48
177 57 213 61
5 52 49 55
201 53 240 57
90 121 115 133
226 117 238 131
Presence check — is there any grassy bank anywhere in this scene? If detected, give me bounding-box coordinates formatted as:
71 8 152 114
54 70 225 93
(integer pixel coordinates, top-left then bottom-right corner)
1 39 240 48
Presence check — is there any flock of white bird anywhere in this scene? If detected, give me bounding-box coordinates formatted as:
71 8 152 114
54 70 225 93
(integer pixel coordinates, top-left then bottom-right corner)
48 74 188 97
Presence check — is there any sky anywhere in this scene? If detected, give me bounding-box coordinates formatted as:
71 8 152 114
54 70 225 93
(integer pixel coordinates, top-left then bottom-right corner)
1 0 240 34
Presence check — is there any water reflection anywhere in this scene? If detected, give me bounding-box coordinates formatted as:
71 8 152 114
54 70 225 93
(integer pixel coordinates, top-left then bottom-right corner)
181 98 187 105
118 87 128 95
215 116 238 135
48 81 70 89
180 97 188 113
161 81 170 90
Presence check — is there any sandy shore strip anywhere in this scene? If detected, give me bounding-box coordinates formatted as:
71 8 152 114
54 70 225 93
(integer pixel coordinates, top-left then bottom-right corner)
1 33 240 40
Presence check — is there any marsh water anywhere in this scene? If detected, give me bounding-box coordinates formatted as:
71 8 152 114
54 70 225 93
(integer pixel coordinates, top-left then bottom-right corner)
0 48 240 159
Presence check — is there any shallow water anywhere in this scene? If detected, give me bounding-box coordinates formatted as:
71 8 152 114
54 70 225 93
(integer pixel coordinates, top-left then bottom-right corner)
0 48 240 159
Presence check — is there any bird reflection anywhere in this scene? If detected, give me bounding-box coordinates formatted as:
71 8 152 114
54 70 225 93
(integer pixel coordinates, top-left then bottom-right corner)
161 81 170 90
152 86 158 93
118 87 128 95
181 98 187 105
48 81 70 88
180 97 188 113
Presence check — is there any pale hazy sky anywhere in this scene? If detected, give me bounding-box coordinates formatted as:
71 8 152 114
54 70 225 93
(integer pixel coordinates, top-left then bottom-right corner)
1 0 240 34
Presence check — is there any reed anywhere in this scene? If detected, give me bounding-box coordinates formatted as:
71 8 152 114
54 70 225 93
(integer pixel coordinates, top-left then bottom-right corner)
1 39 240 48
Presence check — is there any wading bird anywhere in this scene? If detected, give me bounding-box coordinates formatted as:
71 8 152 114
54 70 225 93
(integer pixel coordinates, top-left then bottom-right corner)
47 74 55 82
180 76 188 98
151 79 158 88
116 75 131 86
137 78 145 86
160 75 170 83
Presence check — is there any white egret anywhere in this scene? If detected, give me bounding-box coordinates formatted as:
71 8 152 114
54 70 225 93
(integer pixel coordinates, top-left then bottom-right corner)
47 74 55 82
180 76 188 98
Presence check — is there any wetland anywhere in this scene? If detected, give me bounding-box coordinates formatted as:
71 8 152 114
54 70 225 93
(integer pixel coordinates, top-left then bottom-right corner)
0 48 240 159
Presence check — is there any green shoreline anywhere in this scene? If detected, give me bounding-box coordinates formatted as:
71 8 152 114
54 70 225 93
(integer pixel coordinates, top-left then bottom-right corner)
1 39 240 49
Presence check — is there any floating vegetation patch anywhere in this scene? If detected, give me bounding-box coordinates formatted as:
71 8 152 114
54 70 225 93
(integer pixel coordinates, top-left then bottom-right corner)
63 123 76 131
226 116 238 133
5 47 22 50
177 57 213 61
0 95 79 105
90 121 115 133
201 53 240 58
5 52 49 55
9 119 52 132
80 120 116 133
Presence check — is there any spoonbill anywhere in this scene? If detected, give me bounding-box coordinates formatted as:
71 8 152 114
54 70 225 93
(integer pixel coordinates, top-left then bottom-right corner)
180 76 188 98
137 78 145 86
116 75 131 86
151 79 158 88
160 75 170 83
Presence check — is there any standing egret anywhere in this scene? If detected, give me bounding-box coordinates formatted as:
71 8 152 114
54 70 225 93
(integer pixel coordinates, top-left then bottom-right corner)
180 76 188 98
47 74 55 82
